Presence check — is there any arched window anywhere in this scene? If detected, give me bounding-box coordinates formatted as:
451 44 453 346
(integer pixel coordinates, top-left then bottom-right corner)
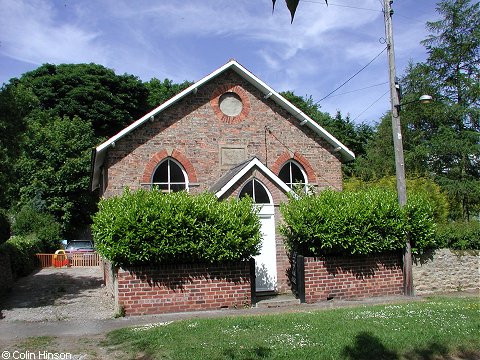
239 179 271 204
152 158 188 192
278 160 307 189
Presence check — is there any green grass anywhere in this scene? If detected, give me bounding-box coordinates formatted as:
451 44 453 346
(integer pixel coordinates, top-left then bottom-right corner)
104 297 480 360
13 336 56 352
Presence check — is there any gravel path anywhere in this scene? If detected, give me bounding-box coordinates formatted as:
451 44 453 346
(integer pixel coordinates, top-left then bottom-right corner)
0 267 115 322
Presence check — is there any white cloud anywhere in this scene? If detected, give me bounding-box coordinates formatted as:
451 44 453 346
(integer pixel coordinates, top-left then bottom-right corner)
0 0 108 65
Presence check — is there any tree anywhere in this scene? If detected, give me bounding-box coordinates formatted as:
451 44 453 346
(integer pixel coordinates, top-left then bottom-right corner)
355 0 479 220
16 113 97 236
353 114 395 180
145 78 192 108
399 0 480 220
0 83 39 208
11 63 150 138
344 175 449 223
0 209 10 244
1 62 196 238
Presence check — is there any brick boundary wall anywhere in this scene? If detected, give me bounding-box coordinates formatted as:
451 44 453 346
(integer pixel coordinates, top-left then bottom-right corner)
413 248 480 295
303 253 404 303
103 260 253 316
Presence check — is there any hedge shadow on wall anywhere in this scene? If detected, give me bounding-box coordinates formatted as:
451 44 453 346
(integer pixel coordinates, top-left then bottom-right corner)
412 249 436 266
322 253 403 279
121 262 251 291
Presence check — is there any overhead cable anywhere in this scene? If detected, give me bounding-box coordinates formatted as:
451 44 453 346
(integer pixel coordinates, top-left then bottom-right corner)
352 90 389 122
317 46 387 103
301 0 382 12
325 82 388 98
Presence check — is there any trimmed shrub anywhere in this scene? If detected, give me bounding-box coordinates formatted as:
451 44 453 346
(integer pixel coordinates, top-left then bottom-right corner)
434 221 480 250
0 235 42 278
92 190 261 267
0 209 11 244
344 176 449 223
403 192 437 251
279 188 436 256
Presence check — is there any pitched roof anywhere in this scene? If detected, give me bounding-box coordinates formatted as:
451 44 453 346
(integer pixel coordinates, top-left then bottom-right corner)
91 59 355 190
211 157 293 198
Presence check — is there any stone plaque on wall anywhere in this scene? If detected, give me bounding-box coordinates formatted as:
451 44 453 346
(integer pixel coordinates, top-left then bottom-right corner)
221 146 246 167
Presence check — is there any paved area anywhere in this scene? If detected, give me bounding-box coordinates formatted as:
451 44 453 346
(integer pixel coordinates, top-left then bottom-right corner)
0 267 114 323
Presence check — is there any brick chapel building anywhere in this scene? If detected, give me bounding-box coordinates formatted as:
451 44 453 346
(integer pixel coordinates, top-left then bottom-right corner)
91 60 354 294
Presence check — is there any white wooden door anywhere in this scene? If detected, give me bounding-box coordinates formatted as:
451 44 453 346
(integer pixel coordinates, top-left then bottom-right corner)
238 179 277 292
255 204 277 292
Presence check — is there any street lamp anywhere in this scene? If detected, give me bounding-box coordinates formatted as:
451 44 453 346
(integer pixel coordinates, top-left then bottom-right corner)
394 94 433 113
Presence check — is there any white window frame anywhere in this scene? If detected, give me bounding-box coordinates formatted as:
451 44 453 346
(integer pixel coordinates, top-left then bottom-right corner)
238 178 274 216
279 159 308 189
151 158 189 192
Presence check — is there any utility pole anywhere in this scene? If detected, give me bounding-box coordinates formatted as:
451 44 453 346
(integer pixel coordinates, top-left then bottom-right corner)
383 0 413 296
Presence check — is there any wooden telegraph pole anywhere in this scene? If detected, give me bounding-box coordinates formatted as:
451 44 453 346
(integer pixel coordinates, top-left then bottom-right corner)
383 0 413 296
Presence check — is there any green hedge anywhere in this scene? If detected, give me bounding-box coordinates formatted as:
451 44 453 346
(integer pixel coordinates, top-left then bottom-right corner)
92 190 261 267
0 235 42 278
344 176 449 223
434 221 480 250
279 188 436 256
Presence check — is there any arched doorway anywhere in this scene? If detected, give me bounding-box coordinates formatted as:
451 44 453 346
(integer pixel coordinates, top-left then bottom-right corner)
239 178 277 292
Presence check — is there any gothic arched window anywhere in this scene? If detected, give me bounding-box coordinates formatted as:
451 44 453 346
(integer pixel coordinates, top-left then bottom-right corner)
152 158 188 192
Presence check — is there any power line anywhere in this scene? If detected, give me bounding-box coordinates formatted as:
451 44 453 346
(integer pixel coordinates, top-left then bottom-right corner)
394 13 427 24
317 46 387 102
352 90 389 122
324 82 388 98
300 0 382 13
302 0 427 23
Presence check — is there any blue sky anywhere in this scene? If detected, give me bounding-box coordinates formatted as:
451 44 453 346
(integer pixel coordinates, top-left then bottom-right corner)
0 0 440 124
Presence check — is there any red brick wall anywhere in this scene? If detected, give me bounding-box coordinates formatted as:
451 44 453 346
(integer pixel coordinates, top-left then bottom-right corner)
103 69 343 197
303 253 403 303
114 261 252 315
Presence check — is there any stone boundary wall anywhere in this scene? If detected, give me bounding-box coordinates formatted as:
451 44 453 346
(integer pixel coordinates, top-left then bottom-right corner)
303 253 403 303
103 260 252 316
413 248 479 295
101 259 116 299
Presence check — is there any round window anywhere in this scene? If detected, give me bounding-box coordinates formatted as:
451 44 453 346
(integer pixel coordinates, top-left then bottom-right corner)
219 92 243 117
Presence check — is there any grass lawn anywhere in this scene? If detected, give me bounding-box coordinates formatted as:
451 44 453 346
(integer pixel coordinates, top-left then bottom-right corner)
104 296 479 359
